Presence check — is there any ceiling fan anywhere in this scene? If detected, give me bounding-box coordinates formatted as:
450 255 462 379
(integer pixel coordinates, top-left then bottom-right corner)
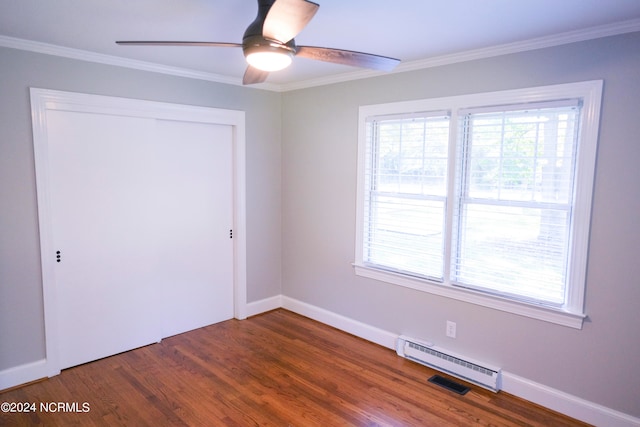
116 0 400 85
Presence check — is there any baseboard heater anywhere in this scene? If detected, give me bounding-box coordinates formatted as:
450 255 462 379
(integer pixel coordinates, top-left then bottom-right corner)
396 335 502 392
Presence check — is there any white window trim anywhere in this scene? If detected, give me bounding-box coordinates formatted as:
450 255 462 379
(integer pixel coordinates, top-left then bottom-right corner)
354 81 603 329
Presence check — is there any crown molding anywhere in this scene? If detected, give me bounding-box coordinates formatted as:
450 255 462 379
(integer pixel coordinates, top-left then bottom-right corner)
0 35 281 92
2 18 639 93
277 18 640 92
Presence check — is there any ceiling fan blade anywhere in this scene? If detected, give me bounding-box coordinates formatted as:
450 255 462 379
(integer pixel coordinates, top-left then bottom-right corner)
243 65 270 85
296 46 400 71
262 0 319 44
116 41 242 48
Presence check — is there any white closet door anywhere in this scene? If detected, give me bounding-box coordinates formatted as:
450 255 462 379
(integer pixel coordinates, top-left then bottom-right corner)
46 111 235 370
47 110 161 369
152 120 234 338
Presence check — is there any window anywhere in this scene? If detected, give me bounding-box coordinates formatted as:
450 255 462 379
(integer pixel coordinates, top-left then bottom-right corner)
363 112 450 281
355 81 603 328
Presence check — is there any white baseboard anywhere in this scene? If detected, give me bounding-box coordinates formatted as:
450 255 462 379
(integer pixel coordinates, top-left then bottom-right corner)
247 294 640 427
0 359 52 392
281 296 398 349
503 373 640 427
245 295 283 317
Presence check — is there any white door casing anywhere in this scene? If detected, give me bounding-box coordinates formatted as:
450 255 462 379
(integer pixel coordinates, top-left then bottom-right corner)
30 88 247 376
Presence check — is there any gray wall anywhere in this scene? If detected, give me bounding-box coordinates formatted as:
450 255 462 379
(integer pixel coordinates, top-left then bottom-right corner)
281 32 640 417
0 47 282 370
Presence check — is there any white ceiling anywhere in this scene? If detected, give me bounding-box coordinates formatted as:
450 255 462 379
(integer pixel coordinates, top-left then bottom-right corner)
2 0 640 90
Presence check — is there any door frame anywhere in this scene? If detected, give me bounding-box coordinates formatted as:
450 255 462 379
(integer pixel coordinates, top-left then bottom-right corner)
30 88 247 378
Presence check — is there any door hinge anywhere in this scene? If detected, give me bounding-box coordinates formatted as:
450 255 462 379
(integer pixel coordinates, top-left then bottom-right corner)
229 229 233 239
56 250 61 263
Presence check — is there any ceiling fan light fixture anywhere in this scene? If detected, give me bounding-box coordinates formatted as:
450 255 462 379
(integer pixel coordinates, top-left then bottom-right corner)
246 50 293 71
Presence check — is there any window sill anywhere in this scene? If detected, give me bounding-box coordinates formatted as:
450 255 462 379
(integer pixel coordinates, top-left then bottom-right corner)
353 264 586 329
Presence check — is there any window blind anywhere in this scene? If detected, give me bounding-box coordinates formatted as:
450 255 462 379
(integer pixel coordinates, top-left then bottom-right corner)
357 81 602 326
451 103 581 304
363 113 450 280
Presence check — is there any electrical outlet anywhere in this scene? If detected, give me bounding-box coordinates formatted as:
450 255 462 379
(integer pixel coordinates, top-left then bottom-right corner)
446 320 457 338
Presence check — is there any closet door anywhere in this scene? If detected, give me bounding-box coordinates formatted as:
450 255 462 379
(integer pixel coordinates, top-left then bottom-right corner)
46 111 235 370
152 119 234 338
47 110 161 369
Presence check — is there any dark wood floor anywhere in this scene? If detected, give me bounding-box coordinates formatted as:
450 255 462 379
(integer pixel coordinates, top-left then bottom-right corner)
1 309 589 426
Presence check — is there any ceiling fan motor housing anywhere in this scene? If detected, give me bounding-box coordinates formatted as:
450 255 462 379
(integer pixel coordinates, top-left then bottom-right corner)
243 0 275 39
242 0 296 59
242 34 296 58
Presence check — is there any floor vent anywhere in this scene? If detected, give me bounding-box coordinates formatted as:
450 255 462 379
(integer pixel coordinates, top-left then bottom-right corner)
428 375 470 395
396 335 502 392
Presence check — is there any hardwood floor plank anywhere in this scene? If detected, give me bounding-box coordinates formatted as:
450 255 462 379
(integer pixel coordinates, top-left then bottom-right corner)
0 309 590 426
